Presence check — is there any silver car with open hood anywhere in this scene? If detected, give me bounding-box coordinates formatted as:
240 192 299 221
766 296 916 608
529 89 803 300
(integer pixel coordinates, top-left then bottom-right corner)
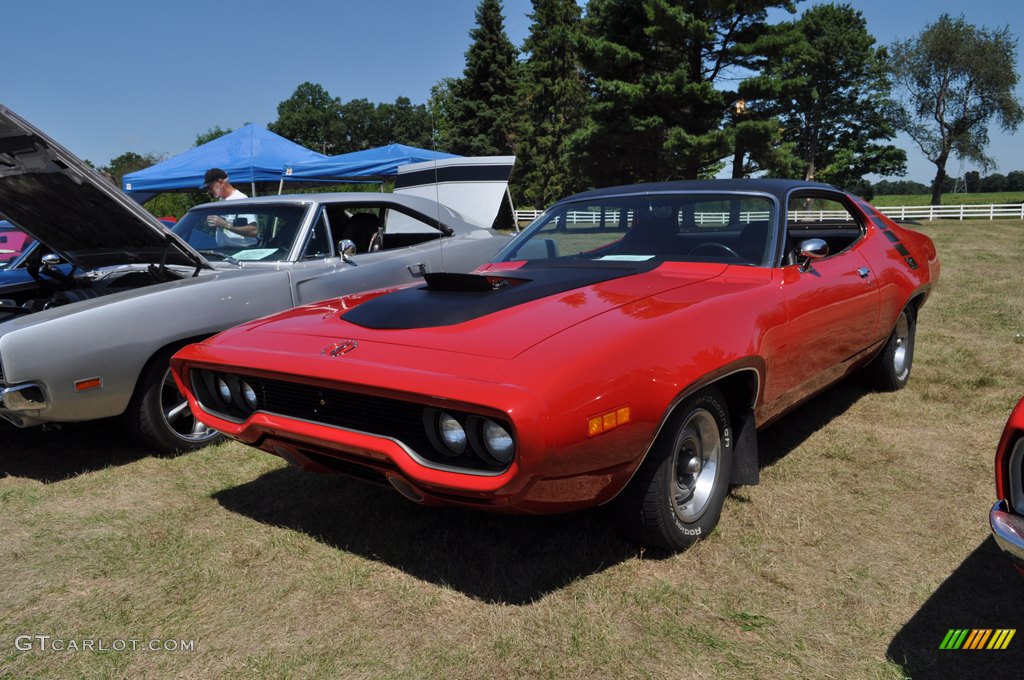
0 103 514 453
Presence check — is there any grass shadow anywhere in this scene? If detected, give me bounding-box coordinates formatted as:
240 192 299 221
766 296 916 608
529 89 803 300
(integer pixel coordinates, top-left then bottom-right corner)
213 466 643 605
213 377 879 605
756 377 872 469
887 537 1024 678
0 418 152 483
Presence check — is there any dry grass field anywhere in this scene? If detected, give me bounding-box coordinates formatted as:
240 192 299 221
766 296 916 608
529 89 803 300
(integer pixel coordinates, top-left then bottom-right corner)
2 219 1022 679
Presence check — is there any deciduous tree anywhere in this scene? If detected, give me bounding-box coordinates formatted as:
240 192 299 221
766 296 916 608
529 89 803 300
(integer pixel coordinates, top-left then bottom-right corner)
102 151 162 186
888 14 1024 205
269 82 342 154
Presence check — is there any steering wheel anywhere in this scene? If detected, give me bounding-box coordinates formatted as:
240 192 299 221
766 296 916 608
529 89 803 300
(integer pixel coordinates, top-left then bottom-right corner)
689 242 741 258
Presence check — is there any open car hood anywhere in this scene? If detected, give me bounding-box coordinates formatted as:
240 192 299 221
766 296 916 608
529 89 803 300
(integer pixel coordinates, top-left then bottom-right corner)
0 104 210 271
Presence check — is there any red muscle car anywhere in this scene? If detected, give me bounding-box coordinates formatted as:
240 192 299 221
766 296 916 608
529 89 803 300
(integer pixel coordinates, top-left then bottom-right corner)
991 396 1024 574
171 179 939 551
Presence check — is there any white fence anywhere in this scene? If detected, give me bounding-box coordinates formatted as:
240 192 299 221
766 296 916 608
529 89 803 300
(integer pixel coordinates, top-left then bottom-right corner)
876 203 1024 221
513 203 1024 224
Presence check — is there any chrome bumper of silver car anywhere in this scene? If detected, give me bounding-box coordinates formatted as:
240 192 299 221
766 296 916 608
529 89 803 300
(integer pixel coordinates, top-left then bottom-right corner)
991 499 1024 568
0 382 47 412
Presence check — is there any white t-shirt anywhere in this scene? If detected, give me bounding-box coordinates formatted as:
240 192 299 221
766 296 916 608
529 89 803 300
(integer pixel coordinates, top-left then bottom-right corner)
216 189 258 246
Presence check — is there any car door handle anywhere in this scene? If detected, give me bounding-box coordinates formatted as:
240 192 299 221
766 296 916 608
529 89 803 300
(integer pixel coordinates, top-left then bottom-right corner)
857 267 870 278
407 263 427 278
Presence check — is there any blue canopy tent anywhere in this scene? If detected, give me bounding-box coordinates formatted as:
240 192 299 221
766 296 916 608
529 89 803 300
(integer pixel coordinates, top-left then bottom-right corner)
282 144 459 187
122 124 327 202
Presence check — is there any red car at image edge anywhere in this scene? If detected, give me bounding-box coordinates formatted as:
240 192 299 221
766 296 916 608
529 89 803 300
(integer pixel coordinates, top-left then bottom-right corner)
171 179 939 551
991 396 1024 574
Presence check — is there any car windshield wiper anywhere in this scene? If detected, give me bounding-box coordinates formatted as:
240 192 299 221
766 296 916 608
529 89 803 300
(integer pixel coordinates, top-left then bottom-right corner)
198 250 240 265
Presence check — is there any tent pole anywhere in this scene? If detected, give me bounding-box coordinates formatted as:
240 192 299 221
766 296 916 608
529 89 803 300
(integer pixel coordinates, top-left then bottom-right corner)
278 178 284 195
251 182 256 197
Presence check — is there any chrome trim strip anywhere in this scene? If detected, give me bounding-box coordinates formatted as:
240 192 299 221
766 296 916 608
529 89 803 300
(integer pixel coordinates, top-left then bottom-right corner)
199 403 510 478
991 499 1024 567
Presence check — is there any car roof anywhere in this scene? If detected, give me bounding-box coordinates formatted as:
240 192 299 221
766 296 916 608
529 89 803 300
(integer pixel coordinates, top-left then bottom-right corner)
560 179 846 204
188 192 480 235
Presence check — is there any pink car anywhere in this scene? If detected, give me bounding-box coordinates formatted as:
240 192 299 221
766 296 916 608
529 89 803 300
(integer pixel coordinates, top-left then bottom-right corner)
0 221 34 266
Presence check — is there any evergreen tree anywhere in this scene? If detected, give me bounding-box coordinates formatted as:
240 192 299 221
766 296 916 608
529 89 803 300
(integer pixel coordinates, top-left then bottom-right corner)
728 20 806 179
515 0 588 208
572 0 797 187
448 0 521 156
764 3 905 190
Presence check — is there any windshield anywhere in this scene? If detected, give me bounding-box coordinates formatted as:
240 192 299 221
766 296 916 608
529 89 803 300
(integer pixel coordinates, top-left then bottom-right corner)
173 204 310 262
499 193 777 267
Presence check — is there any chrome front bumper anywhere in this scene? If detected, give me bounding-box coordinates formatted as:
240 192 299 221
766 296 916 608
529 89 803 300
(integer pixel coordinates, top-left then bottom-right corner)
0 383 47 411
990 499 1024 569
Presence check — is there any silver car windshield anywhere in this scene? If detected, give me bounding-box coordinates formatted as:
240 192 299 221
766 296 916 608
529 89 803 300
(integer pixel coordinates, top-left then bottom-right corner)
500 194 776 267
172 205 309 263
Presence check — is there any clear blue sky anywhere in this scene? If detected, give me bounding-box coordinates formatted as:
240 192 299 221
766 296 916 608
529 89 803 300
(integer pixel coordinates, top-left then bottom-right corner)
4 0 1021 185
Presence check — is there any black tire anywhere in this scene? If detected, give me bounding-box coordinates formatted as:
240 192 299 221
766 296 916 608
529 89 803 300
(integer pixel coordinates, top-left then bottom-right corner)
610 386 733 551
864 306 916 391
125 346 222 455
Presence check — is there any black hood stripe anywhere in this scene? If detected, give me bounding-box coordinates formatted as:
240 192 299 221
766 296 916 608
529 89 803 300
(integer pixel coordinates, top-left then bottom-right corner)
341 261 659 330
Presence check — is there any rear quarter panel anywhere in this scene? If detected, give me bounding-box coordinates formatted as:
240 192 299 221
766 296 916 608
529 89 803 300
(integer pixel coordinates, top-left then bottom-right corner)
852 201 939 333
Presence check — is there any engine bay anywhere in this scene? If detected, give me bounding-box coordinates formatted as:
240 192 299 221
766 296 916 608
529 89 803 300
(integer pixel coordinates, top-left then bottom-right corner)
0 250 186 320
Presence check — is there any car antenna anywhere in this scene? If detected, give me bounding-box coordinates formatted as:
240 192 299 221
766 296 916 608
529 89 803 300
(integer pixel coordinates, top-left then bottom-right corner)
430 115 447 274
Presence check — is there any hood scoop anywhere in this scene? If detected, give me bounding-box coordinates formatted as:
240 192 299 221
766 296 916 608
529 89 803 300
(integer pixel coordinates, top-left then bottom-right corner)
422 272 529 292
343 261 657 330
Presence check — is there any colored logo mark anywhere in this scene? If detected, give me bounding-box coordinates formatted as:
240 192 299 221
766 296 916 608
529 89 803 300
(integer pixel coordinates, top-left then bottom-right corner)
940 629 1016 650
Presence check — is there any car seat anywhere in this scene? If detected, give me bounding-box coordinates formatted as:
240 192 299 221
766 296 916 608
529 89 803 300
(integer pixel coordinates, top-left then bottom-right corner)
344 213 381 253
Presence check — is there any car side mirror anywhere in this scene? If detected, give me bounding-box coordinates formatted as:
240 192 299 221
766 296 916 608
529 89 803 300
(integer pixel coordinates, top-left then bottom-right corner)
797 238 828 272
338 239 357 263
41 253 62 269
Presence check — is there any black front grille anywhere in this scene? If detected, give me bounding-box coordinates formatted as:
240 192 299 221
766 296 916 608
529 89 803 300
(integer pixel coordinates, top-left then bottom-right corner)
254 376 433 455
193 369 509 474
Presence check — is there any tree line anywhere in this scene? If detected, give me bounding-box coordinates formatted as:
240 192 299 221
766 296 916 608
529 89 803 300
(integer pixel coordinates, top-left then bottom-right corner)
103 1 1023 210
873 170 1024 196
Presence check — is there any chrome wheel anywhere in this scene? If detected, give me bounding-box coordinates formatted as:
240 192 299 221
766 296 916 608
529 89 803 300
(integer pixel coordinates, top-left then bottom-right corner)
670 408 722 523
159 366 216 443
892 311 910 375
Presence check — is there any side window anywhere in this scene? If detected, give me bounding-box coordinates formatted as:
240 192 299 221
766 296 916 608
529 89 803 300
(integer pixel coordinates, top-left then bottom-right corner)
302 211 332 260
785 194 864 262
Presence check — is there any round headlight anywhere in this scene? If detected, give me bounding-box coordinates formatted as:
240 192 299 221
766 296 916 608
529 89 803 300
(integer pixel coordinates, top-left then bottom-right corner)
438 413 467 454
241 381 258 410
482 419 514 464
215 377 231 403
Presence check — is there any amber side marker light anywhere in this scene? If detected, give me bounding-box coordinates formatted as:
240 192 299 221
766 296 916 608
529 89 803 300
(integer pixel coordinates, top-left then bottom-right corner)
74 377 102 392
588 406 631 437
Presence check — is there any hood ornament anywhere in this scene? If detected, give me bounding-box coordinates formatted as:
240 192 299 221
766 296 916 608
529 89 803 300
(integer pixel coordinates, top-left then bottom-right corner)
321 340 358 357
